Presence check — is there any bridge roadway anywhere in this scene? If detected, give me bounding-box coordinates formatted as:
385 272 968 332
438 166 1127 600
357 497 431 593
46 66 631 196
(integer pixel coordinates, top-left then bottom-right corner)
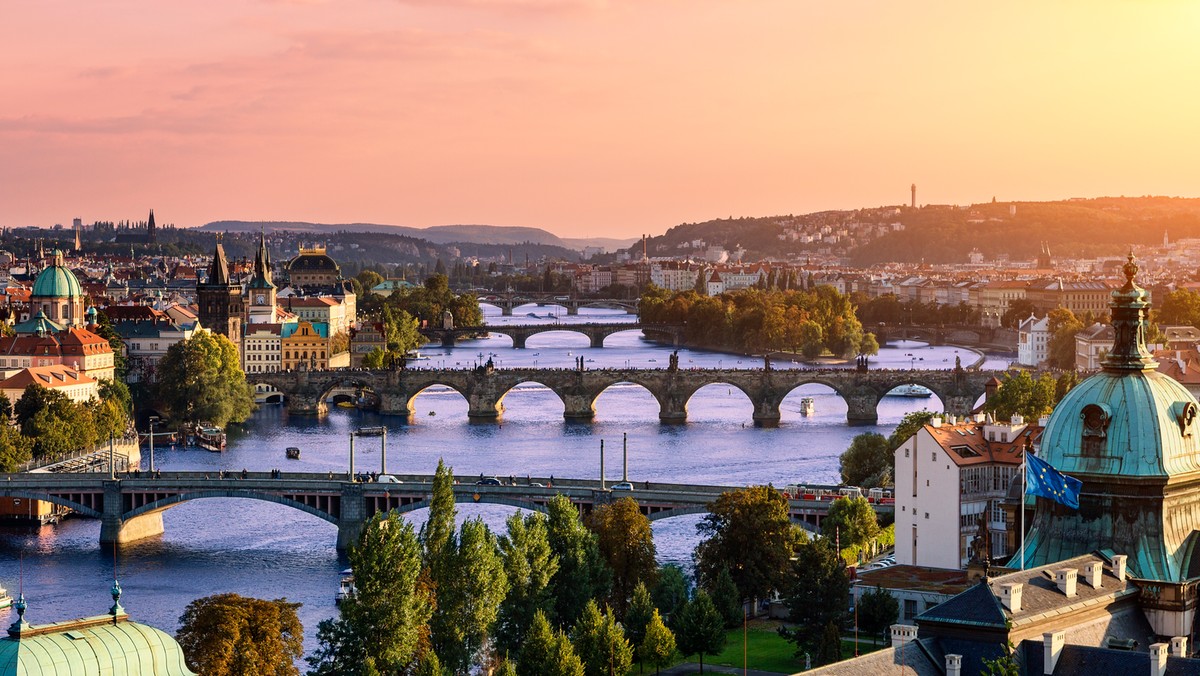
418 322 684 349
252 364 1000 424
476 295 639 317
0 472 891 550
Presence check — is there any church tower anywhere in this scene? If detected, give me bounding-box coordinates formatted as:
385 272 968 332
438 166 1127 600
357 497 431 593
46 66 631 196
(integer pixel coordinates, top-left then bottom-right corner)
197 238 244 350
147 209 157 244
246 231 277 325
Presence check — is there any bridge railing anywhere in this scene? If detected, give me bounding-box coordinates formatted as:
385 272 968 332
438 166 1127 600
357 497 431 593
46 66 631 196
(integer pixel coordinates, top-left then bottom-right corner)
16 437 141 474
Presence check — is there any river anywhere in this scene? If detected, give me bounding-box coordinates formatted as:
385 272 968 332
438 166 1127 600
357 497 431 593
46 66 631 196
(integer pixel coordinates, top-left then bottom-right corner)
0 307 1013 654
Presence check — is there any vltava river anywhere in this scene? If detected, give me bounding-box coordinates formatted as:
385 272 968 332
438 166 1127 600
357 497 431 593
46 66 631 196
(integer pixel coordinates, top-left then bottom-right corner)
0 307 1010 653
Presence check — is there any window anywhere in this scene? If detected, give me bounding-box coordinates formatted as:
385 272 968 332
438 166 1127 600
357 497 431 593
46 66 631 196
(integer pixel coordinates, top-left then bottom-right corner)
904 599 917 620
931 452 937 462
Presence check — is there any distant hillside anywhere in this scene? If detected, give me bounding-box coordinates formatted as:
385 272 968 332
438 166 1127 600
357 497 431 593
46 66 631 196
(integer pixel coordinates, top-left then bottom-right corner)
199 221 634 253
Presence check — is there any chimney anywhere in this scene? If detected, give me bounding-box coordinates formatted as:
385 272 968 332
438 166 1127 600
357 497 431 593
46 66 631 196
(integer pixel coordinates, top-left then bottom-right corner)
998 583 1022 612
1039 415 1051 427
1112 555 1128 581
1172 636 1188 657
1083 561 1103 588
1044 631 1065 675
945 654 962 676
1055 569 1078 597
1150 643 1168 676
890 624 917 648
931 416 943 428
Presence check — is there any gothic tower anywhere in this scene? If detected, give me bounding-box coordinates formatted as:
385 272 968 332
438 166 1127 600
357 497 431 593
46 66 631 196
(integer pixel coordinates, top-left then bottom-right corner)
197 239 244 350
246 231 277 325
147 209 157 244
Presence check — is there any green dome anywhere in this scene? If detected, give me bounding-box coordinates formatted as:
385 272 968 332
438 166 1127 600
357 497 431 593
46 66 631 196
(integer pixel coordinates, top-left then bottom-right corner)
31 252 82 299
1040 369 1200 478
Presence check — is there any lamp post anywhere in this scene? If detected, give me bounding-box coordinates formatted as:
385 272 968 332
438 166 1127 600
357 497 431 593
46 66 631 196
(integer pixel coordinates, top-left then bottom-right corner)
148 416 159 473
381 427 387 475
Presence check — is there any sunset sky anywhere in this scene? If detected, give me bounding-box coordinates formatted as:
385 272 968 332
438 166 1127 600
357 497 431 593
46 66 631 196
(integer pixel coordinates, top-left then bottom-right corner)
3 1 1199 238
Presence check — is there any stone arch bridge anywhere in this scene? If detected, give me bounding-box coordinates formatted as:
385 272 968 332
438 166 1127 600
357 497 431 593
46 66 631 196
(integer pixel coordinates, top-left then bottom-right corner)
0 472 892 550
252 365 1003 425
418 323 684 349
477 295 639 316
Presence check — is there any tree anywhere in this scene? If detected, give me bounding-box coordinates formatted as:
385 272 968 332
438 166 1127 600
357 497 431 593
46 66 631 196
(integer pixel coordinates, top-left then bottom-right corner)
984 370 1057 421
980 641 1021 676
1155 289 1200 328
856 586 898 646
176 593 303 676
815 620 841 666
1047 307 1085 369
518 610 585 676
588 497 657 616
414 653 446 676
707 567 742 628
675 591 726 674
494 512 559 656
639 609 676 675
779 539 848 659
155 331 254 427
694 486 800 604
838 433 892 488
546 495 612 626
422 459 456 564
307 512 432 676
570 600 634 676
624 582 655 669
887 410 935 450
821 496 880 551
0 424 32 472
651 564 689 629
356 270 385 295
430 518 508 673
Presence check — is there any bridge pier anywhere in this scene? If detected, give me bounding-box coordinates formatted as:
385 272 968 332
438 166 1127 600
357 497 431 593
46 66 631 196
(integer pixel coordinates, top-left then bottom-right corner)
99 482 165 546
467 393 504 421
562 393 596 421
588 334 604 349
500 305 513 317
511 334 527 349
378 392 415 419
567 306 578 316
944 394 976 419
846 393 880 426
659 398 687 424
337 484 366 551
441 334 458 348
752 400 782 428
287 395 327 417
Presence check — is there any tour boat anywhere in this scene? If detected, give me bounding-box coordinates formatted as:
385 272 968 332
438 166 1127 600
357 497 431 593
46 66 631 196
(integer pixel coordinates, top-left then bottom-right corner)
185 424 227 452
889 384 933 398
0 584 12 610
286 447 301 460
800 397 815 415
356 426 386 437
335 569 355 605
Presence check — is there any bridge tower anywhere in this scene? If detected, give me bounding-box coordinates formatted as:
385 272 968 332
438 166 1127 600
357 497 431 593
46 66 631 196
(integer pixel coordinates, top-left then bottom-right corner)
197 238 244 352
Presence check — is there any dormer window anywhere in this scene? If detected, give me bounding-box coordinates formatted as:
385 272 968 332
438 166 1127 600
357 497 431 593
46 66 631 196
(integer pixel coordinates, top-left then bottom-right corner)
1080 403 1111 457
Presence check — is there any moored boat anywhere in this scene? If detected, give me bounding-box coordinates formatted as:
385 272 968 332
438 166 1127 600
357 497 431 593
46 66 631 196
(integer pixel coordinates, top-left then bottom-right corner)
335 569 355 605
356 426 385 437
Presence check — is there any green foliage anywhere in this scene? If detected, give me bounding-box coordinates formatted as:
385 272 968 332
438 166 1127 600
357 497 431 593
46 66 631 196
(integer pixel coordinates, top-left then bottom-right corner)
887 410 935 450
1047 307 1085 369
639 286 876 357
840 524 895 566
821 496 880 550
816 621 841 666
421 459 456 564
430 518 508 673
386 274 483 328
856 293 981 327
624 582 655 659
307 512 431 676
588 497 657 617
856 586 898 645
639 609 677 673
518 610 585 676
675 591 726 673
570 600 634 676
177 593 303 676
1156 289 1200 329
546 495 613 626
707 568 743 629
494 511 559 656
413 653 446 676
155 331 254 427
983 370 1057 421
0 425 32 472
839 433 892 488
779 539 849 659
15 384 97 460
980 641 1021 676
92 310 129 380
695 485 800 603
356 270 385 294
651 564 690 629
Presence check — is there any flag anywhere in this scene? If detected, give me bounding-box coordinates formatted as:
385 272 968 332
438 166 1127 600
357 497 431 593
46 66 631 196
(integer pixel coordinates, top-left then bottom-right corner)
1025 451 1082 509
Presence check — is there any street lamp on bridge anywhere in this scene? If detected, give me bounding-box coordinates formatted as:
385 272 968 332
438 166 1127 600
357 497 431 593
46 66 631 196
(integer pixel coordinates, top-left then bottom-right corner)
148 416 159 473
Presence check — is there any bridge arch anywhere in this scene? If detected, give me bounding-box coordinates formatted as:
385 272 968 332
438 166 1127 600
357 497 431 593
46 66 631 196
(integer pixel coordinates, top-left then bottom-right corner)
123 490 340 526
519 328 592 350
588 378 668 421
393 495 549 516
679 381 758 423
0 491 102 519
497 379 567 418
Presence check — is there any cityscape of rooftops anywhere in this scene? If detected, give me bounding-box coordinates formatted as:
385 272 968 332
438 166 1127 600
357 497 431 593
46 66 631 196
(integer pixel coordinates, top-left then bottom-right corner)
2 2 1200 675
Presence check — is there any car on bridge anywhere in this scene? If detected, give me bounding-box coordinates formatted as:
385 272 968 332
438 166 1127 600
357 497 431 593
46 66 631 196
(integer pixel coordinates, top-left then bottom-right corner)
475 477 502 486
610 482 634 491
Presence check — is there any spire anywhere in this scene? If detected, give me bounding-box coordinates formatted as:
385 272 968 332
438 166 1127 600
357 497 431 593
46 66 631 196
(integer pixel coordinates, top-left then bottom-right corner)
253 229 273 287
109 579 124 621
8 593 29 637
207 238 230 286
1103 251 1157 372
147 209 155 229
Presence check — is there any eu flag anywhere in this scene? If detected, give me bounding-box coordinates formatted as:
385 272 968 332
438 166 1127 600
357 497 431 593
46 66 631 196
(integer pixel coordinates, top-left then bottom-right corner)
1026 451 1082 509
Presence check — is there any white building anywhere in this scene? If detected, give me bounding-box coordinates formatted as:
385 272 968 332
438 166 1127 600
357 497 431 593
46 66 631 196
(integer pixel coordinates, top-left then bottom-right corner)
1017 314 1050 367
1074 323 1113 371
649 264 700 292
894 415 1041 570
0 364 98 405
243 323 284 375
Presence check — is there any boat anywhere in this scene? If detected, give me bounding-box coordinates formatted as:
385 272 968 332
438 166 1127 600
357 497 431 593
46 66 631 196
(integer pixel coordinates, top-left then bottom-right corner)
286 447 301 460
335 569 355 605
0 585 11 610
889 384 933 398
800 397 815 415
184 423 227 452
356 426 386 437
336 401 356 409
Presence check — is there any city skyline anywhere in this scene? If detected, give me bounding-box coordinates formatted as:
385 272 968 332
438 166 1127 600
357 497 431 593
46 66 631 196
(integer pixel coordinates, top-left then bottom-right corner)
3 1 1199 238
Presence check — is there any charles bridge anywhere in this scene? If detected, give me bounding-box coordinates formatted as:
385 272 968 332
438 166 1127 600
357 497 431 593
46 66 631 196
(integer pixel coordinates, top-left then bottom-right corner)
0 471 892 550
476 294 639 316
418 322 684 349
252 363 1003 425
